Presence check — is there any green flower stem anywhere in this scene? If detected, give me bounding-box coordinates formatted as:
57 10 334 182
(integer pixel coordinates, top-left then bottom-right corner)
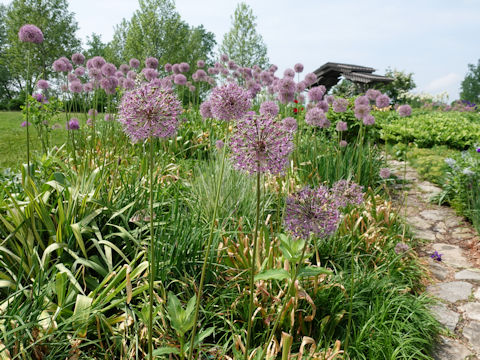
25 48 31 177
187 132 229 360
259 238 309 359
244 169 261 360
344 235 356 352
148 137 155 360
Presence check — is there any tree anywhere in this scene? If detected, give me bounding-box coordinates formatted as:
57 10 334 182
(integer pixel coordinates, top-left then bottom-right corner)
84 33 108 60
375 68 416 103
0 0 81 97
219 2 269 69
460 60 480 104
0 4 13 103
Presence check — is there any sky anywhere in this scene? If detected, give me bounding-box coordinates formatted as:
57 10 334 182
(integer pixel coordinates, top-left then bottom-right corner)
3 0 479 100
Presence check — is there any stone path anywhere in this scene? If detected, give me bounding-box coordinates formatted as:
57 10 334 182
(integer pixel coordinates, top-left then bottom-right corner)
388 159 480 360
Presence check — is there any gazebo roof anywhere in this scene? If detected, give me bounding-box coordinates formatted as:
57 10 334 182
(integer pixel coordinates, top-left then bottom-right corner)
310 62 393 89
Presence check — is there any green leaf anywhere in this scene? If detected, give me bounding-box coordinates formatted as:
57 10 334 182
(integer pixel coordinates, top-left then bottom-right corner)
152 347 180 356
297 266 333 278
254 269 290 282
73 295 93 337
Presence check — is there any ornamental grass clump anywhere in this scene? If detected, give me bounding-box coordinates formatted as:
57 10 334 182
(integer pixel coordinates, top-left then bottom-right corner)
118 82 182 360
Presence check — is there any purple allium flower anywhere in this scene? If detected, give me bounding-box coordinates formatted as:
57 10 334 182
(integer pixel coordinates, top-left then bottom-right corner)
298 93 306 104
142 68 158 81
179 62 190 73
336 121 348 132
18 24 43 43
32 93 44 102
294 63 304 73
67 73 78 82
119 64 130 74
366 89 381 101
52 59 68 72
83 82 93 92
115 70 124 78
101 63 117 77
86 118 93 126
128 58 140 69
339 140 348 147
91 56 106 69
431 251 442 262
105 114 112 121
123 78 135 90
354 105 370 120
379 168 391 179
333 98 348 113
209 82 251 121
330 179 364 208
88 68 102 81
281 117 297 133
21 121 31 127
317 100 329 113
216 140 224 150
220 54 229 62
325 95 334 105
69 81 83 93
394 242 409 254
363 114 375 126
284 186 340 240
162 63 171 72
118 83 183 143
74 66 85 76
197 60 205 68
100 76 118 94
296 81 306 93
67 118 80 130
305 108 329 128
397 104 412 117
58 57 73 72
354 96 369 107
269 64 278 73
230 112 293 175
308 86 325 102
37 79 49 89
126 71 136 80
174 74 187 85
145 57 159 69
376 94 390 108
260 100 279 117
283 68 295 78
88 109 98 117
199 101 213 119
227 60 237 70
71 53 85 65
304 73 317 86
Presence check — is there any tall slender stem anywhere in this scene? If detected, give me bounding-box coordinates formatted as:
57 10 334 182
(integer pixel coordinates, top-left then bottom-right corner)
244 170 261 360
187 133 229 360
25 48 31 177
344 235 356 352
148 137 155 360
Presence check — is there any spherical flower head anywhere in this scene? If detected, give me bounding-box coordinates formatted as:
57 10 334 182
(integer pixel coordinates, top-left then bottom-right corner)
179 62 190 73
74 66 85 76
394 242 409 254
296 81 306 93
172 63 181 74
37 79 49 90
216 140 224 150
354 104 370 120
376 94 390 108
379 168 391 179
52 59 68 72
91 56 106 69
333 98 348 113
18 24 43 43
220 54 229 62
88 109 98 117
363 114 375 126
142 68 158 81
317 100 329 113
86 118 93 126
339 140 348 147
197 60 205 68
129 58 140 69
174 74 187 85
88 68 102 81
230 112 293 175
336 121 348 132
127 70 137 80
67 118 80 130
119 64 130 74
199 100 213 119
269 64 278 73
284 186 340 240
283 68 295 78
297 93 306 104
209 82 251 121
123 78 135 90
83 82 94 92
101 63 117 77
32 93 44 102
71 53 85 65
281 117 297 133
145 57 159 69
260 100 279 117
69 81 83 93
325 95 335 105
105 114 112 122
366 89 381 101
115 71 124 78
304 72 317 86
305 108 329 128
118 83 183 143
67 73 78 82
330 179 364 208
354 96 369 107
397 104 412 117
100 76 118 94
309 86 325 102
294 63 304 73
227 60 238 71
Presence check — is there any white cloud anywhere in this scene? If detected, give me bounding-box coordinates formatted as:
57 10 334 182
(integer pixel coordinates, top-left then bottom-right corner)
424 73 462 93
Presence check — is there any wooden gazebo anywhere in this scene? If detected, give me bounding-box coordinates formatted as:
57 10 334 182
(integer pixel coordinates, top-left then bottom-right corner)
310 62 393 91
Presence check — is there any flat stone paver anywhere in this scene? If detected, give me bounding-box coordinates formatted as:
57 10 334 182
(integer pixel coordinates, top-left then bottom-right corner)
431 243 470 269
459 302 480 322
475 288 480 300
433 336 473 360
463 321 480 352
426 281 473 303
430 261 450 281
455 269 480 283
430 304 460 331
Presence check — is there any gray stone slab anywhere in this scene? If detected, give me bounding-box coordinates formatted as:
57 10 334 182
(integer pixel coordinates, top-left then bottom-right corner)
459 302 480 322
475 288 480 301
455 269 480 283
429 261 450 281
434 222 448 234
432 243 471 269
420 209 447 221
430 303 460 331
414 229 437 241
426 281 473 303
433 336 473 360
463 320 480 352
409 216 432 231
417 182 442 195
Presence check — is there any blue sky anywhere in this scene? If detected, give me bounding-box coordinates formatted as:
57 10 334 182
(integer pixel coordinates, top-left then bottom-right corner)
3 0 479 100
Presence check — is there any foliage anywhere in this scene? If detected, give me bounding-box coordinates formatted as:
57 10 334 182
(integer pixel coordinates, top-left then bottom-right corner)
375 68 416 103
331 78 357 98
84 33 108 60
460 59 480 104
379 111 480 149
219 2 269 69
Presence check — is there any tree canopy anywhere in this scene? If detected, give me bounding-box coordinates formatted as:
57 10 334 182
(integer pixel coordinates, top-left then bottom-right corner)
375 68 416 103
460 60 480 104
219 2 269 69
